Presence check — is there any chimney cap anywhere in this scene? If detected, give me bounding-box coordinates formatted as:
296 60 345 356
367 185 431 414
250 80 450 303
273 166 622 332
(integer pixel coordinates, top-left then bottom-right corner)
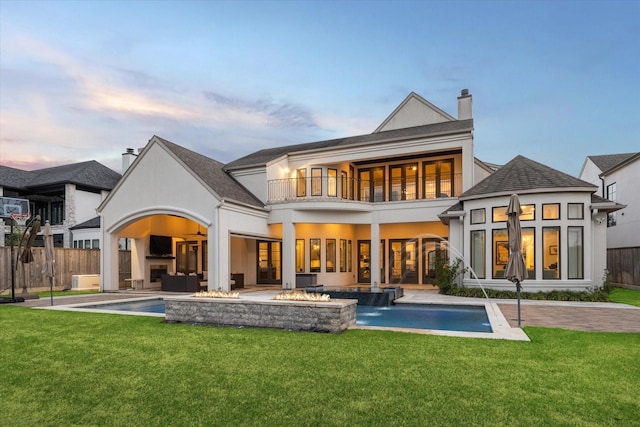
460 88 470 96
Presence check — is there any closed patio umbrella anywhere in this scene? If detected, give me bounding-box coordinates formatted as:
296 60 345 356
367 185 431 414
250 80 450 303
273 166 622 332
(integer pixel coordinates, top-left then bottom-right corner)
505 194 526 326
43 220 56 306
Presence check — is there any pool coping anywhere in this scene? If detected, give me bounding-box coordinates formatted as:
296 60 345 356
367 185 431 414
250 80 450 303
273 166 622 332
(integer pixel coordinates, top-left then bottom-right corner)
34 293 530 341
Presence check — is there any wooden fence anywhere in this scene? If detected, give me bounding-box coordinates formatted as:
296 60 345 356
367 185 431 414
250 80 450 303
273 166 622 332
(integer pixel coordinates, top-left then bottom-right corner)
607 247 640 287
0 248 132 292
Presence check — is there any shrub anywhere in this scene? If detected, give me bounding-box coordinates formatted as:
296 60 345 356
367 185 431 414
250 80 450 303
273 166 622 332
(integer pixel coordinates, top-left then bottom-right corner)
434 257 468 294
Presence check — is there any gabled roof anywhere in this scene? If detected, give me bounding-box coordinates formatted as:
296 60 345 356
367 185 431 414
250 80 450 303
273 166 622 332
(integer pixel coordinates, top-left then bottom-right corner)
374 92 455 132
70 216 101 230
459 155 596 200
598 152 640 176
0 161 121 191
224 119 473 170
587 152 639 173
154 136 265 208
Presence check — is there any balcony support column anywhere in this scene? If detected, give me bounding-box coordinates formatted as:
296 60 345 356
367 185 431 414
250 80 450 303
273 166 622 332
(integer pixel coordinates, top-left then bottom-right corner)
282 219 296 290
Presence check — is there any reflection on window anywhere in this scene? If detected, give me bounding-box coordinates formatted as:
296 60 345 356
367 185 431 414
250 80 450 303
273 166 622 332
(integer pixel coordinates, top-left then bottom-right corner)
390 163 417 201
326 239 336 272
296 239 305 272
568 203 584 219
328 169 337 197
424 160 453 198
310 238 321 272
492 229 508 279
311 168 322 196
470 230 485 279
522 228 535 279
520 204 535 221
568 227 583 279
471 209 485 224
340 239 347 272
543 227 560 279
542 204 560 220
296 168 306 197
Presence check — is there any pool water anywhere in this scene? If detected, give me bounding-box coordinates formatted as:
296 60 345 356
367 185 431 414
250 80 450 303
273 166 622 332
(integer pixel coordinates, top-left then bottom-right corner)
81 299 492 333
356 304 492 333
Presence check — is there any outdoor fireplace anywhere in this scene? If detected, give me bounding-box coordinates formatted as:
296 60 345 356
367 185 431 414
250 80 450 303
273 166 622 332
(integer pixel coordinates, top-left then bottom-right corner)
150 265 168 282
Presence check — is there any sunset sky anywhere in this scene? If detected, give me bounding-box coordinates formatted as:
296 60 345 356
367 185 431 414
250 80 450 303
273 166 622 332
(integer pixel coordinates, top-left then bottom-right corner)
1 0 638 176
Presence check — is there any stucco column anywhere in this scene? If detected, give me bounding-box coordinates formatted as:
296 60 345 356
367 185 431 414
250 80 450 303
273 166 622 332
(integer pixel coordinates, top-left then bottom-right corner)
101 225 120 292
130 238 145 284
281 220 296 290
370 222 381 289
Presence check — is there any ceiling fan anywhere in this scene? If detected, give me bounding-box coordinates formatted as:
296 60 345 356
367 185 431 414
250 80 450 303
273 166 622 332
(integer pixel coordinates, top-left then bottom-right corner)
184 224 208 237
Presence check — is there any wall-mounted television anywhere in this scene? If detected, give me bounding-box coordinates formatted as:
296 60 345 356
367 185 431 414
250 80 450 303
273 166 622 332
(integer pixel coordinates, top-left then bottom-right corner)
149 235 173 256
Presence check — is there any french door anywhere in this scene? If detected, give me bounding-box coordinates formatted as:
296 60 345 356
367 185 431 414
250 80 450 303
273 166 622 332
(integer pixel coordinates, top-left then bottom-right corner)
389 239 418 284
257 241 281 284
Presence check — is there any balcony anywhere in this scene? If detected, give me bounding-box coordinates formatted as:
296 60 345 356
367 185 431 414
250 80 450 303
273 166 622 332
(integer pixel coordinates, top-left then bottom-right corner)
267 174 463 204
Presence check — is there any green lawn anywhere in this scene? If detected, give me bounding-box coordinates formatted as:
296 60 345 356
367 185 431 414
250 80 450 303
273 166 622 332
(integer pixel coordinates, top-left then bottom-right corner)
1 306 638 426
609 287 640 307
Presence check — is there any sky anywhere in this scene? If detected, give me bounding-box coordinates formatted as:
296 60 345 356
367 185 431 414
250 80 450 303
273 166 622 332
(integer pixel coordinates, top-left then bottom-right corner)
0 0 638 177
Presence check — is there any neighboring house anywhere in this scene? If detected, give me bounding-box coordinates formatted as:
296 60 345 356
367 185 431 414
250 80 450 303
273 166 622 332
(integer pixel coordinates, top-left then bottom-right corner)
579 152 639 249
97 90 620 292
0 161 121 248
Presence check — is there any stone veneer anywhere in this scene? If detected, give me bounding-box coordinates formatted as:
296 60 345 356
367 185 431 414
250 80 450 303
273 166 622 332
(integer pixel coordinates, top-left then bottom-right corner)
164 296 357 333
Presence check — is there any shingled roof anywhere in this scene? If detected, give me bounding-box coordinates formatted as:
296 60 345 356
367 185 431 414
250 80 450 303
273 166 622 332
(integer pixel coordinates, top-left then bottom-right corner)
460 155 596 200
0 161 121 191
155 136 265 208
224 119 473 170
587 152 639 173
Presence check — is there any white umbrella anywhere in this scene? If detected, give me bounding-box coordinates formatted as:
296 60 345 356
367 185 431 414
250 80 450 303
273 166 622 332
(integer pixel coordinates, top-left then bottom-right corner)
505 194 526 326
43 221 55 305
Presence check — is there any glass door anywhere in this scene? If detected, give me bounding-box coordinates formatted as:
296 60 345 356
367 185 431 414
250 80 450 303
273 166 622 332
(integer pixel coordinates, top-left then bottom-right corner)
422 238 447 284
390 239 418 284
257 241 281 284
358 241 371 283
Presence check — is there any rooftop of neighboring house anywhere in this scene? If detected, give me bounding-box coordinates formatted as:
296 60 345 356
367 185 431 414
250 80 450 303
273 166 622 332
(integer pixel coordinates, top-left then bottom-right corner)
586 152 640 174
0 161 122 192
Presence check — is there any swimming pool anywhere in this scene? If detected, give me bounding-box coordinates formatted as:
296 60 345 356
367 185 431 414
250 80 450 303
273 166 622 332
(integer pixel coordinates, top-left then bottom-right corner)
356 304 492 333
80 298 491 333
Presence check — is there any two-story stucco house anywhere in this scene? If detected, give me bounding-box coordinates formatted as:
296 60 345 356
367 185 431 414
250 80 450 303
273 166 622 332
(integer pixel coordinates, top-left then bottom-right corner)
97 90 620 292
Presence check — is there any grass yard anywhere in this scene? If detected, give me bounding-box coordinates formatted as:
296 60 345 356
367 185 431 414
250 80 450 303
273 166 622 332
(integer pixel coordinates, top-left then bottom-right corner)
609 287 640 307
1 306 638 426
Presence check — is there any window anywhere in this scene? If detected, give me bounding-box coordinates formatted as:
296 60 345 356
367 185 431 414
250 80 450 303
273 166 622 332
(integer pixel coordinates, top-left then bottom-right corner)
340 239 347 272
51 201 64 225
311 168 322 196
542 204 560 220
296 239 305 272
77 240 83 249
390 163 418 201
492 206 508 223
358 167 385 202
328 169 337 197
348 240 352 272
349 166 355 200
296 168 307 197
92 239 99 249
568 203 584 219
84 239 90 249
522 228 535 279
568 227 583 279
341 171 348 199
470 230 485 279
543 227 560 279
492 229 508 279
424 159 454 198
470 209 485 224
326 239 336 272
520 204 535 221
606 183 617 227
310 239 321 272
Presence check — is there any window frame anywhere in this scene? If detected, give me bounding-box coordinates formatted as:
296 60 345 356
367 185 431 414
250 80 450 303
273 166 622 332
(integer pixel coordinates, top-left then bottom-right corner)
470 208 486 224
310 238 321 272
542 203 560 220
311 168 322 196
568 203 584 220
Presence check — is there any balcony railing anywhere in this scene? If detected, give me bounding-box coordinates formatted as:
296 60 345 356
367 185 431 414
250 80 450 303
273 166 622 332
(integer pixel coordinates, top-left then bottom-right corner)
267 174 463 204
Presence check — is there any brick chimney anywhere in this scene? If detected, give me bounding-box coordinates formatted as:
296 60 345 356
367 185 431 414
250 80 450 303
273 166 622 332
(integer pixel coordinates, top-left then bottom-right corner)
457 89 472 120
122 148 137 173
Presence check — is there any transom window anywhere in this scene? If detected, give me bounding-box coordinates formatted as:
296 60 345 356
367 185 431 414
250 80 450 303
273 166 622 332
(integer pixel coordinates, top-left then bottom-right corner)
542 204 560 220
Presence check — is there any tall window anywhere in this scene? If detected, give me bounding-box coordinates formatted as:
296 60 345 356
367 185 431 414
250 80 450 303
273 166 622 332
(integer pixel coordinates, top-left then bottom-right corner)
606 183 617 227
492 229 508 279
568 227 583 279
326 239 336 272
340 239 347 272
296 168 307 197
390 163 417 201
424 159 453 198
543 227 560 280
348 240 353 272
311 168 322 196
328 169 337 197
341 171 348 199
296 239 305 272
522 228 535 279
310 239 321 272
51 201 64 225
470 230 486 279
358 167 385 202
